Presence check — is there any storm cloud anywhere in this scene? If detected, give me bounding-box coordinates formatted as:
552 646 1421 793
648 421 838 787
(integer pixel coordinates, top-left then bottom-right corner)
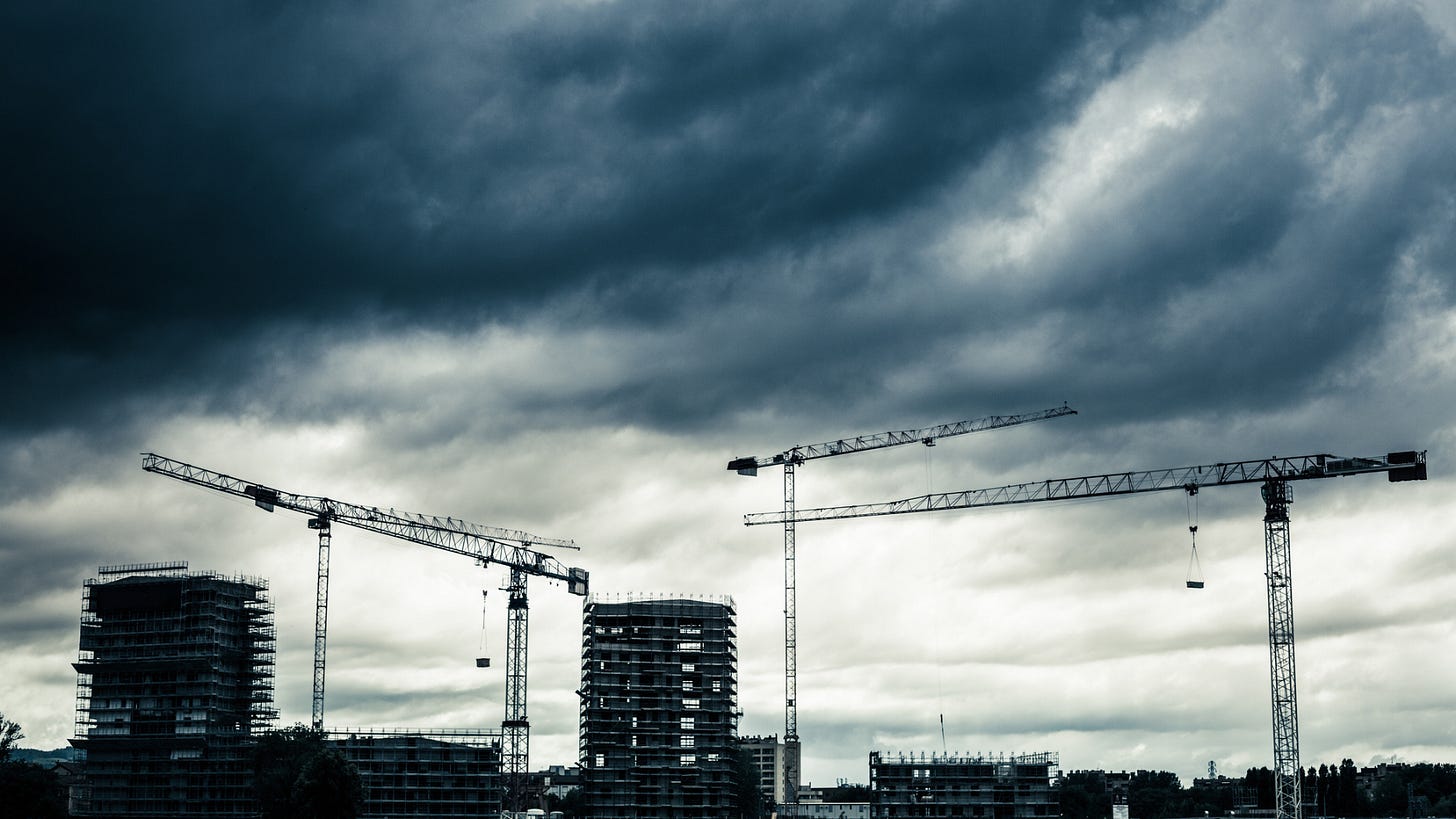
3 0 1454 787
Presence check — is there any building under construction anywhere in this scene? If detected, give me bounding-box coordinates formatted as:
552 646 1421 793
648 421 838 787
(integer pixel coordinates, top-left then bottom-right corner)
869 751 1060 819
71 562 276 818
580 594 739 818
327 728 504 817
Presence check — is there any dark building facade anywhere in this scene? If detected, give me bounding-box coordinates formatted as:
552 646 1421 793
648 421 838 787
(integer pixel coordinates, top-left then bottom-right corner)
328 729 504 817
869 752 1059 819
71 562 276 818
580 594 738 818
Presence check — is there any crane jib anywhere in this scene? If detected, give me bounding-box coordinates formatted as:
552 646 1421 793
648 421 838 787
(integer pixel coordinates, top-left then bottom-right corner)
141 452 585 591
744 450 1427 525
726 404 1078 473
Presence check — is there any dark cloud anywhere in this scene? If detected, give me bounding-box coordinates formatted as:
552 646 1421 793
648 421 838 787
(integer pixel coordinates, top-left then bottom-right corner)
2 0 1207 435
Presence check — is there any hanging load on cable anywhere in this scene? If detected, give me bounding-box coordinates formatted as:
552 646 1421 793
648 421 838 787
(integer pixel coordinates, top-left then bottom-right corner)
1185 484 1204 589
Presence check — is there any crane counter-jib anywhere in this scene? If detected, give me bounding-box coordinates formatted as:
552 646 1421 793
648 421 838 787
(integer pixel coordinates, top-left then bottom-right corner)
743 450 1427 525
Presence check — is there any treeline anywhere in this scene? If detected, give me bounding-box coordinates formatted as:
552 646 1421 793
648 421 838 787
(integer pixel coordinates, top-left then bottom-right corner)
1060 761 1456 819
0 712 68 818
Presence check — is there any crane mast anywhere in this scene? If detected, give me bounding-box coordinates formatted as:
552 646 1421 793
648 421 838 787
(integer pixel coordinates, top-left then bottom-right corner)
783 461 798 801
311 517 331 729
728 404 1076 806
1263 479 1298 819
141 453 587 813
746 449 1427 819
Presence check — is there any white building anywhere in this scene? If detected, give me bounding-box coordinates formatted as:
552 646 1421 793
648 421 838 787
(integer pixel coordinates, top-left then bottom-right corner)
740 734 786 805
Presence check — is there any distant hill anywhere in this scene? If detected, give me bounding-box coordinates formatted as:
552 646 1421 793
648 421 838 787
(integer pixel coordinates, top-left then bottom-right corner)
9 747 79 766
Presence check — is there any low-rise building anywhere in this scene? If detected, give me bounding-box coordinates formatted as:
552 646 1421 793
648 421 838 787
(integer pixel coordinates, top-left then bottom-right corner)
788 801 871 819
328 728 503 817
741 734 786 805
536 763 582 802
869 751 1059 819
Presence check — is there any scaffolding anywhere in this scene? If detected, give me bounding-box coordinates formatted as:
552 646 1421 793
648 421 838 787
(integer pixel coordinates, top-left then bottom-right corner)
327 728 504 817
71 563 276 818
580 594 738 818
869 751 1060 819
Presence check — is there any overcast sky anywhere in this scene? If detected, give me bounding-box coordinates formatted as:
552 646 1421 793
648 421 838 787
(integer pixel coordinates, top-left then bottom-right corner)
4 0 1456 789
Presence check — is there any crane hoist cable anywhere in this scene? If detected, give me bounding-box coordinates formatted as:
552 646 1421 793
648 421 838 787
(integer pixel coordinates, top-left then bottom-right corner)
477 589 491 668
1186 485 1205 589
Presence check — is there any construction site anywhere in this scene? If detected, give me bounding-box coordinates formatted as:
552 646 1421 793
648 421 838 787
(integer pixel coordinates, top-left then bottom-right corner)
59 433 1432 818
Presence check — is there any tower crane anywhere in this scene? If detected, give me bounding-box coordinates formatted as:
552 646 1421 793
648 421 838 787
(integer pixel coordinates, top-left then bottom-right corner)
745 449 1428 819
141 453 588 812
726 404 1076 805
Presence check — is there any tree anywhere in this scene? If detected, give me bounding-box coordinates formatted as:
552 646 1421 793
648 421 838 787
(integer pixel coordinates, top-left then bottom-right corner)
1370 767 1407 817
1338 759 1360 817
0 712 67 819
1128 770 1187 819
1322 757 1333 816
253 724 363 819
0 758 69 819
729 747 768 819
1185 777 1232 816
1245 767 1276 810
294 749 364 819
1059 771 1110 819
547 787 587 819
0 712 23 763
